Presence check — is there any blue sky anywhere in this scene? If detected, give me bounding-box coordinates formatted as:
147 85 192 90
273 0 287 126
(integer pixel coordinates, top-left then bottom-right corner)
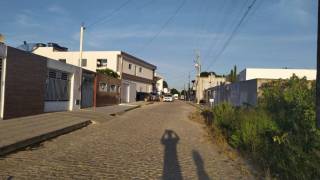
0 0 317 90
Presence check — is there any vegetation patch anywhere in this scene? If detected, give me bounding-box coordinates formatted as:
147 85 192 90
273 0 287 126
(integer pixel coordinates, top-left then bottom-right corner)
202 75 320 179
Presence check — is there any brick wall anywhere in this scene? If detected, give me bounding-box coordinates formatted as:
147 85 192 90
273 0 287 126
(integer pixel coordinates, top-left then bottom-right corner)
4 47 47 119
96 74 121 106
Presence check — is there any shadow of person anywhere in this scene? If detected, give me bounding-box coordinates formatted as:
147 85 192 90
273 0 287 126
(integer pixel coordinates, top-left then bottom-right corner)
192 150 211 180
161 129 182 180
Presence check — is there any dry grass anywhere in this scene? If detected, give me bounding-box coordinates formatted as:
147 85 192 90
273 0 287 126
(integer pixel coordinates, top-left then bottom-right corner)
188 111 238 160
188 110 260 178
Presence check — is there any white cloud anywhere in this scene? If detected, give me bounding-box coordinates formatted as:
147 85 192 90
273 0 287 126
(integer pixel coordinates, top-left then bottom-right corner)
48 5 67 14
15 13 41 28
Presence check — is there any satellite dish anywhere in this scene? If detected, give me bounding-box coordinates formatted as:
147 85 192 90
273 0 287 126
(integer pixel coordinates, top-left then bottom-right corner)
0 34 4 43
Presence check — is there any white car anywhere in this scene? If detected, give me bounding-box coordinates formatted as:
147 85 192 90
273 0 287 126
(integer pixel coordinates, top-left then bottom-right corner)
163 94 174 102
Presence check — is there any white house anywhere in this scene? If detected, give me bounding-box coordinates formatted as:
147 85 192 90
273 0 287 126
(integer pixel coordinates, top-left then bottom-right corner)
154 73 164 95
33 43 157 103
238 68 316 81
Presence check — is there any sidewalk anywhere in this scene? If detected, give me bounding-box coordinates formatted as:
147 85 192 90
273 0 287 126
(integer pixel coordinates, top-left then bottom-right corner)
0 101 150 156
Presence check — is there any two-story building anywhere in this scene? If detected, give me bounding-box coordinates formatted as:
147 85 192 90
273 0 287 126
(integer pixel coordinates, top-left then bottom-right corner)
32 43 157 103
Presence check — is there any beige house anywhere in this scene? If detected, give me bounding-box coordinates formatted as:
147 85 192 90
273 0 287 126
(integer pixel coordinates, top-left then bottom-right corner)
195 73 226 103
33 43 157 103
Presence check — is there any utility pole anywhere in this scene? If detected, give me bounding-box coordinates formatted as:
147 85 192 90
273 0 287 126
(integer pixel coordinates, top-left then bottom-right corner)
194 50 201 104
79 23 85 67
317 0 320 128
79 23 86 109
188 72 190 101
184 84 186 101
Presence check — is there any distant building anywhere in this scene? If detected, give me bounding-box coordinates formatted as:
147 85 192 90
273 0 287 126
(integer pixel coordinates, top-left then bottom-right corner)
195 73 226 103
206 67 317 107
238 68 316 81
32 43 157 103
154 73 164 95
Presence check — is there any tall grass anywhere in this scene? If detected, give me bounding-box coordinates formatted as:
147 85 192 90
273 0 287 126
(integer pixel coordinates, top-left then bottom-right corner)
206 75 320 179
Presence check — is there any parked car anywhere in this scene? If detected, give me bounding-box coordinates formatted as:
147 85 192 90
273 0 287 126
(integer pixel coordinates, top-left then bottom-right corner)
149 93 160 101
173 94 179 100
163 94 174 102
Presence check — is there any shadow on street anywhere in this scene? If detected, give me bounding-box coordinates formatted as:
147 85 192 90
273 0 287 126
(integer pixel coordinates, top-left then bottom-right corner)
192 150 210 180
161 129 182 180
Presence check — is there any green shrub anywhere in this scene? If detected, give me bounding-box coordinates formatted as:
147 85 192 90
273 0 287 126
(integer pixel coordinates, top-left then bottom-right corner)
209 75 320 179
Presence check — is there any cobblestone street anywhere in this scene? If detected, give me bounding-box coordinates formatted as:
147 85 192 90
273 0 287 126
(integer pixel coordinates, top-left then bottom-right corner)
0 101 254 179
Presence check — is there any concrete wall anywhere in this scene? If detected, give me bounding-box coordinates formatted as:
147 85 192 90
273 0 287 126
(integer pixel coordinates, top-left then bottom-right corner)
238 68 316 81
3 47 47 119
206 79 269 107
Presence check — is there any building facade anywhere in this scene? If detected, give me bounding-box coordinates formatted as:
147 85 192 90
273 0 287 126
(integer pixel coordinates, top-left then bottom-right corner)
0 44 82 119
33 44 157 103
195 74 226 103
238 68 316 81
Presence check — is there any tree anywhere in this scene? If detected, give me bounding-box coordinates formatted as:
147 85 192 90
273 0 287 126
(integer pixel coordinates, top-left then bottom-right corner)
170 88 180 95
181 90 187 96
163 81 168 88
96 68 119 78
227 65 237 83
200 71 210 77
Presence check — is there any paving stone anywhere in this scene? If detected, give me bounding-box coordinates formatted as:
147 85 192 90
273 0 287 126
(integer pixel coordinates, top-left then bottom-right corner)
0 101 254 179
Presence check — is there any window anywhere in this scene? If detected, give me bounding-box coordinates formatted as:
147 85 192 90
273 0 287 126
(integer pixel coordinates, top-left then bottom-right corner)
110 85 116 92
81 59 87 67
97 59 107 67
139 67 142 73
128 64 132 70
45 69 70 101
99 82 108 92
59 59 66 63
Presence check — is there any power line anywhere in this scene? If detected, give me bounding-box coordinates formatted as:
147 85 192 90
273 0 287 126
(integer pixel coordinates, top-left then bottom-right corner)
205 0 258 71
135 0 187 53
204 0 249 61
87 0 133 28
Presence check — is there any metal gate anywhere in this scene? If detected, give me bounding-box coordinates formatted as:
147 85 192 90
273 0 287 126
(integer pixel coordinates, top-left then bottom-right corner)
81 72 94 108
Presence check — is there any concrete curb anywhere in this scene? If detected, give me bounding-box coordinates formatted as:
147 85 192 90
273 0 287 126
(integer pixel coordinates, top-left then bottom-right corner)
0 120 91 157
110 102 154 116
186 101 204 110
111 105 142 116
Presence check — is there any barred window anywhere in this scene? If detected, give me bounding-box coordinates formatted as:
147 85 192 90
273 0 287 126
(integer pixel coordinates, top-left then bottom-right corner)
99 82 108 92
110 85 116 92
45 69 70 101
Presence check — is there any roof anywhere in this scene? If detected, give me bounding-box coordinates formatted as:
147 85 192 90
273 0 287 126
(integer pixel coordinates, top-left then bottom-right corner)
121 51 157 70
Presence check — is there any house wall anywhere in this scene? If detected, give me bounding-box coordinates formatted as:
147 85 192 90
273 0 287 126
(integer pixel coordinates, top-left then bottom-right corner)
45 60 81 112
156 78 164 94
121 80 136 103
4 47 47 119
196 75 226 102
121 58 154 80
238 68 317 81
96 74 121 106
33 47 120 73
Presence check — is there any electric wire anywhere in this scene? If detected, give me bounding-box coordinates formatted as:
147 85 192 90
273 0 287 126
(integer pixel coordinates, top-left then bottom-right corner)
87 0 133 28
205 0 258 71
135 0 187 53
